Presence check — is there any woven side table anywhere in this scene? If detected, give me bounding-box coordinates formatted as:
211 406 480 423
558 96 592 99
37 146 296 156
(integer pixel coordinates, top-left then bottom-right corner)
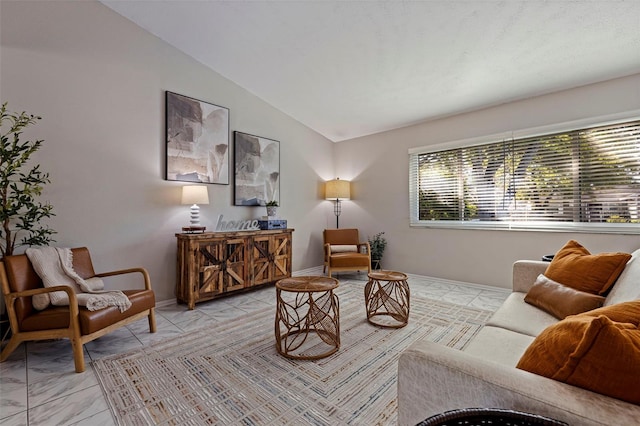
275 276 340 360
365 270 410 328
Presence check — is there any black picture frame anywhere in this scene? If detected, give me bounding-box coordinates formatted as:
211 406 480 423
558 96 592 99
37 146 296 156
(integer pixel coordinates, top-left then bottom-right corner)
165 91 230 184
233 131 280 206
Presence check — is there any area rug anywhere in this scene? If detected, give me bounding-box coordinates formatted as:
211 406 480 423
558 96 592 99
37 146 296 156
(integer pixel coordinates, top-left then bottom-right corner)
93 284 493 426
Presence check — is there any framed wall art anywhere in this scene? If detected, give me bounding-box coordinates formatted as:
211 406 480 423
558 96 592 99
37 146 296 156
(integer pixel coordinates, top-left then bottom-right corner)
234 131 280 206
165 91 230 184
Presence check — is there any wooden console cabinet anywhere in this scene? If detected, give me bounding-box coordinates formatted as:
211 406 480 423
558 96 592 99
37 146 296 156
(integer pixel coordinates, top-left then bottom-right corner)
175 229 293 309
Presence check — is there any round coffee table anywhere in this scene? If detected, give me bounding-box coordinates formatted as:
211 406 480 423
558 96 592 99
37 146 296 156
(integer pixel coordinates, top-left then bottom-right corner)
364 270 410 328
275 276 340 360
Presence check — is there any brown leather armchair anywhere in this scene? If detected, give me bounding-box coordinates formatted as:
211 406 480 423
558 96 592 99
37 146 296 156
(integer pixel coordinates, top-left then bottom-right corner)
0 247 156 372
323 229 371 278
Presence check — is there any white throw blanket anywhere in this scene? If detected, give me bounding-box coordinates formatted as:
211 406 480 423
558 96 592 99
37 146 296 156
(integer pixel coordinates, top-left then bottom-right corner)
26 247 131 312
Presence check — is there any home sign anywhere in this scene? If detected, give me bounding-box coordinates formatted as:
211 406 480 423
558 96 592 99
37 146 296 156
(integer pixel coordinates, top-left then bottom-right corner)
214 214 260 232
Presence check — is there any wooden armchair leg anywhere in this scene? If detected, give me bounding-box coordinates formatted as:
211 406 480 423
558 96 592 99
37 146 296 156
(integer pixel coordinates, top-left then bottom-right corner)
0 335 23 363
71 338 85 373
148 308 157 333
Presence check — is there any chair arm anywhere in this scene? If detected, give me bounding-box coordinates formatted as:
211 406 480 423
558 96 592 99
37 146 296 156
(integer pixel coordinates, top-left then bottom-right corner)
357 242 371 255
5 285 77 301
324 243 332 257
95 267 152 290
4 285 80 332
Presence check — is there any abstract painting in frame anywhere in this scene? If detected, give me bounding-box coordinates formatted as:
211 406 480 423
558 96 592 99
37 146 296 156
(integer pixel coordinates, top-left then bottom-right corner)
166 91 229 184
234 131 280 206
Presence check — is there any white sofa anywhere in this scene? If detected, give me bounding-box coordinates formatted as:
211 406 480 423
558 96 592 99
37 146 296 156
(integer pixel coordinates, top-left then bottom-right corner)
397 254 640 426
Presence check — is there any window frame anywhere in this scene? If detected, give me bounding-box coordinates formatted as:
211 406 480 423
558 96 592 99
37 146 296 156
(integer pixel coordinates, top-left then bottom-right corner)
409 111 640 235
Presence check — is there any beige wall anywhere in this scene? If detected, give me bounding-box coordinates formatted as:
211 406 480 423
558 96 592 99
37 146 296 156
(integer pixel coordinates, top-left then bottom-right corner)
0 0 335 302
335 74 640 289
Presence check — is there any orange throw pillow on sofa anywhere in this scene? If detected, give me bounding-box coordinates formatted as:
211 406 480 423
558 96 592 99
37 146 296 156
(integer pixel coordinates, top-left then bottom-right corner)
517 314 640 404
524 274 605 319
544 240 631 295
578 301 640 325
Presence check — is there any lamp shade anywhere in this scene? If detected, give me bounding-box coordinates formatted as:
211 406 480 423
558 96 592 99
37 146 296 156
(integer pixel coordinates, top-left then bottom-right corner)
181 185 209 205
325 178 351 200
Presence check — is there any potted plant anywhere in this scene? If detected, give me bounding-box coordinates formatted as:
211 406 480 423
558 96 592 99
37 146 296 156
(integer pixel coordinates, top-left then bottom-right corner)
0 102 56 258
368 231 386 270
265 200 278 217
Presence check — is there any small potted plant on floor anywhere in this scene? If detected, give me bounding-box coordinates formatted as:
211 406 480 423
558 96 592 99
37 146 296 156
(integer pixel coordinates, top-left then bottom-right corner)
265 200 278 217
368 231 386 270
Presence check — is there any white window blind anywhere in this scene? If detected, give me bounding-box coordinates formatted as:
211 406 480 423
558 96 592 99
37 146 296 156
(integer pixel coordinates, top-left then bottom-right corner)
409 120 640 233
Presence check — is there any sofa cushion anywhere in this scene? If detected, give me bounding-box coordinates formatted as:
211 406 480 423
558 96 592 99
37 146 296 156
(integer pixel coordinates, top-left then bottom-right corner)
577 300 640 325
463 325 536 366
544 240 631 295
605 248 640 306
32 293 51 310
486 292 558 337
524 274 605 319
516 313 640 405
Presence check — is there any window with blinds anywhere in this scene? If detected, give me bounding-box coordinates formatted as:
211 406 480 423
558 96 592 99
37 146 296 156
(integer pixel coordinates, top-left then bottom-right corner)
409 120 640 233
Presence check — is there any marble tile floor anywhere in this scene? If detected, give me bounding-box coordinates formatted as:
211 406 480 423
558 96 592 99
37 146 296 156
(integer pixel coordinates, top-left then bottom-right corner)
0 273 509 426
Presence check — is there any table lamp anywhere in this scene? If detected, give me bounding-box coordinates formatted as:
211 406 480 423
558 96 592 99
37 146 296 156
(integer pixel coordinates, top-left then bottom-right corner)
181 185 209 232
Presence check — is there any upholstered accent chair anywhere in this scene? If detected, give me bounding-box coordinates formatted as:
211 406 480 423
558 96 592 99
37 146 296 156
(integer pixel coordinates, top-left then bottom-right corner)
323 228 371 278
0 247 156 372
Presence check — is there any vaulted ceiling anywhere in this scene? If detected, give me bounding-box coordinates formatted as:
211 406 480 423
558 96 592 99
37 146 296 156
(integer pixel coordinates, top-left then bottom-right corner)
101 1 640 142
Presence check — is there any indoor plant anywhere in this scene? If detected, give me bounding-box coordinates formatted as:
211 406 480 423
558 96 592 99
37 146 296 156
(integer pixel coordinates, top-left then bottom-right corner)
265 200 278 217
0 102 56 257
368 231 386 269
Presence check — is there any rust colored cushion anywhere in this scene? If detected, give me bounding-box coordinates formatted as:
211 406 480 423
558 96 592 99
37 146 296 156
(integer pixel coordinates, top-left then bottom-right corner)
577 300 640 325
329 252 370 268
517 314 640 405
324 229 360 245
525 274 605 319
544 240 631 295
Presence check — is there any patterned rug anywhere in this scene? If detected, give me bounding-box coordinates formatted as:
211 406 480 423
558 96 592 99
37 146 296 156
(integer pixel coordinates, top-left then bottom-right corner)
93 284 493 426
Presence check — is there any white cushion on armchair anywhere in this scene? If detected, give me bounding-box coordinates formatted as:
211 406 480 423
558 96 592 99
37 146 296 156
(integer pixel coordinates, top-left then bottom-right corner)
329 244 358 253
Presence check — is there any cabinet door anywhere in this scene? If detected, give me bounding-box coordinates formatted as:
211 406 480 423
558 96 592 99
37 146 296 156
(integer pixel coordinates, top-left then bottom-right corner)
196 239 226 298
224 237 248 292
251 232 292 285
271 232 292 281
251 234 272 286
197 237 247 297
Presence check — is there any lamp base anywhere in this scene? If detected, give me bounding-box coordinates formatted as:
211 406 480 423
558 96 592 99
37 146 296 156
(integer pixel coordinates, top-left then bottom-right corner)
182 226 206 233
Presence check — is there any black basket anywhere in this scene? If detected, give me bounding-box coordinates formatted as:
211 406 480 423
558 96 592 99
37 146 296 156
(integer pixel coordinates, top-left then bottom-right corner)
417 408 568 426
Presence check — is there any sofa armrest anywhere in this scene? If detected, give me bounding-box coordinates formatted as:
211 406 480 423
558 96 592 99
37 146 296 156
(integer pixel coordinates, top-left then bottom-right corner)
512 260 547 293
397 340 640 426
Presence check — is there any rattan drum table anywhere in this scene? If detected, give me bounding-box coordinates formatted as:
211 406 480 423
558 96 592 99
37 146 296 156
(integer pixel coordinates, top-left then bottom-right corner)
275 276 340 360
365 270 410 328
